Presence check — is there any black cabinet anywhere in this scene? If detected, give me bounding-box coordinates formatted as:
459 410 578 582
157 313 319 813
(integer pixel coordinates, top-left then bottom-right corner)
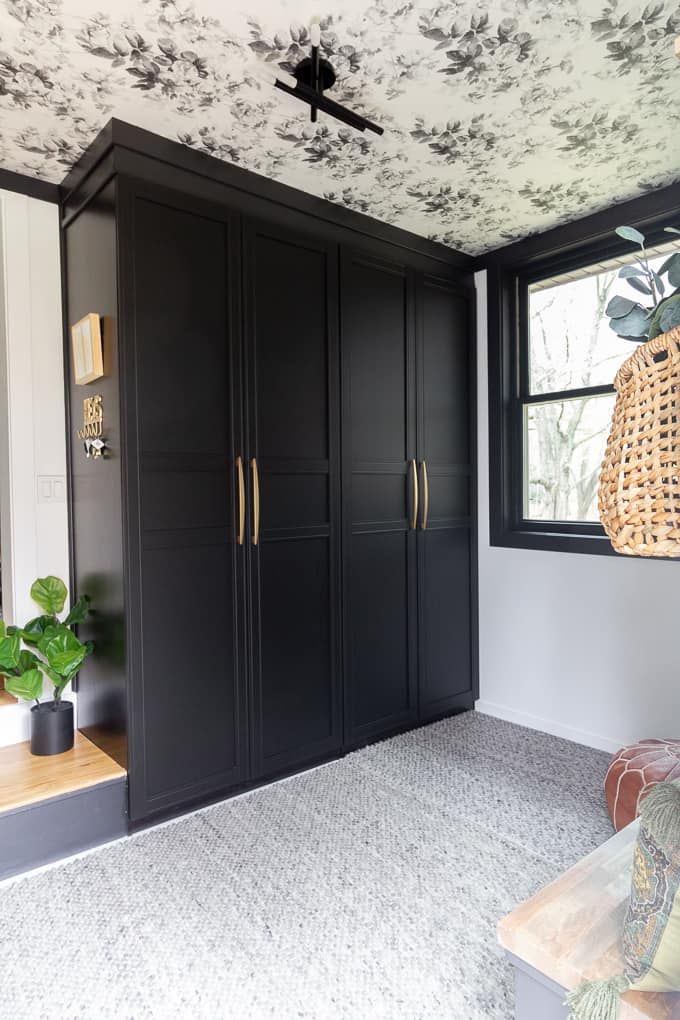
63 122 475 828
342 262 473 744
416 276 473 721
244 221 342 778
120 185 248 821
341 252 418 744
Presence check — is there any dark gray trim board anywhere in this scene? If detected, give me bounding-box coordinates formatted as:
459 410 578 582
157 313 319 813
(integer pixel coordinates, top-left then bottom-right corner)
0 779 127 881
506 952 568 1020
0 166 60 204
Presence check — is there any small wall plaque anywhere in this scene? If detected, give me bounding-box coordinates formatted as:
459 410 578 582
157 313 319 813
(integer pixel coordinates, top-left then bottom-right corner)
71 313 103 385
77 394 107 458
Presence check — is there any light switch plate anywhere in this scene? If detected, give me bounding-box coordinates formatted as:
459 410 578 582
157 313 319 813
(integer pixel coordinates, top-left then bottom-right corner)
36 475 66 504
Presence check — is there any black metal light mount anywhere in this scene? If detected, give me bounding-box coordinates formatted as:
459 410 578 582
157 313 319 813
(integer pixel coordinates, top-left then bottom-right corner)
273 24 383 136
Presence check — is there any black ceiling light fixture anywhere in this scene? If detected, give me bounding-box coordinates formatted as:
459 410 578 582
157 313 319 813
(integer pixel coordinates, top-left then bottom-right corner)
269 21 384 136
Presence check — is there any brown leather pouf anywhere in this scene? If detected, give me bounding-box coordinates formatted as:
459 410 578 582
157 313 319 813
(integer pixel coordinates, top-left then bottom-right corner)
605 738 680 831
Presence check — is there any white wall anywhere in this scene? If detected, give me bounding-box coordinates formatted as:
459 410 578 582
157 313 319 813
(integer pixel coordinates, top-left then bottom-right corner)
475 270 680 753
0 191 69 747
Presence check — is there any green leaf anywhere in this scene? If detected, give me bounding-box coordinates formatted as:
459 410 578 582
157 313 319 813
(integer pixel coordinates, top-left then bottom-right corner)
42 662 62 687
0 633 20 671
43 625 87 679
17 649 39 672
606 295 637 318
30 576 67 615
4 668 43 702
64 594 91 626
0 620 5 640
615 225 645 246
19 614 56 645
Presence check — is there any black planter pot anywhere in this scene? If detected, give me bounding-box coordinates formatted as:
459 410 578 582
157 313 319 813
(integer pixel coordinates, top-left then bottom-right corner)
30 701 74 756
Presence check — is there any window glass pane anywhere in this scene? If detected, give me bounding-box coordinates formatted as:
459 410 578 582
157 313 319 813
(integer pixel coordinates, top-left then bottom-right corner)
528 251 676 395
524 393 615 523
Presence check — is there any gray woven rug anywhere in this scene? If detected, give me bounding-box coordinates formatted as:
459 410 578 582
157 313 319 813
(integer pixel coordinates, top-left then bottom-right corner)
0 711 612 1020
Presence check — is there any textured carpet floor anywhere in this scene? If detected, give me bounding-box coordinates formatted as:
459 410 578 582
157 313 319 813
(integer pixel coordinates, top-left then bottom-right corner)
0 712 612 1020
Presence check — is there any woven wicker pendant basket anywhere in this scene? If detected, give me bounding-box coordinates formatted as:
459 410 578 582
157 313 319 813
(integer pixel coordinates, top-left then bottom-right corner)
598 326 680 557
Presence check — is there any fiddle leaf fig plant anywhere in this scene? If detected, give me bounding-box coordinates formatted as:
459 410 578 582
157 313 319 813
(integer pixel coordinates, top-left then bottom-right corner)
0 576 93 709
606 225 680 343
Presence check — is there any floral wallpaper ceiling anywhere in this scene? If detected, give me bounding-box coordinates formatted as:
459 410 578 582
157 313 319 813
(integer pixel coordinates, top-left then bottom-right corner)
0 0 679 253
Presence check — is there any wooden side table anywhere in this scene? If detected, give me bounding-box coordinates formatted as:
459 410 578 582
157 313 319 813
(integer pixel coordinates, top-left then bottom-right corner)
498 821 680 1020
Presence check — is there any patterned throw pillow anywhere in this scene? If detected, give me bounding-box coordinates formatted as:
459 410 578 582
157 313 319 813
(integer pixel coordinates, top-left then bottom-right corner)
567 779 680 1020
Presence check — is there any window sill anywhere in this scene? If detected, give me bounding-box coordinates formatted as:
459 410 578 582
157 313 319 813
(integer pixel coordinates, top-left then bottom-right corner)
490 526 619 557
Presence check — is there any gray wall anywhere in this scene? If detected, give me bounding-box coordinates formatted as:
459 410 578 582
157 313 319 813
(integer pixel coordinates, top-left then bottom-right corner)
475 271 680 753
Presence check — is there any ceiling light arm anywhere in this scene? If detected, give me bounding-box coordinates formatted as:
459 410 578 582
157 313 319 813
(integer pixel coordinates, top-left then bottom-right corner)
274 77 383 135
270 22 384 137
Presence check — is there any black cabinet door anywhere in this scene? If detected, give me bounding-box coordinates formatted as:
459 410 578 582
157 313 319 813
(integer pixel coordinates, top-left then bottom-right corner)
244 220 342 779
341 251 418 746
120 183 248 822
417 275 473 720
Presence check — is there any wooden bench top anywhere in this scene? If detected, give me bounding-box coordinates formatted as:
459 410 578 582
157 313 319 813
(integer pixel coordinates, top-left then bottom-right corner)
0 731 126 813
498 821 680 1020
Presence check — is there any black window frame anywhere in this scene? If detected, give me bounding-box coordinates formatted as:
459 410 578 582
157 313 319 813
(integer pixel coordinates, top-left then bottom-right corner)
486 183 680 556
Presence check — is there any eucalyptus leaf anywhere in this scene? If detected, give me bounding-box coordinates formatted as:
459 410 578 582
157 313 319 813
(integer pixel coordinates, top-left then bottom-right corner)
618 265 644 279
648 291 680 339
663 253 680 289
659 295 680 333
626 277 652 297
30 576 67 615
658 252 679 276
605 295 637 318
609 305 651 339
0 633 20 671
651 271 664 298
615 225 645 246
5 668 43 703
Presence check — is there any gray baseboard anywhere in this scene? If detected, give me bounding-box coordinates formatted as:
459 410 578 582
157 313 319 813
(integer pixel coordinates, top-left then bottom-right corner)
0 778 127 881
507 951 569 1020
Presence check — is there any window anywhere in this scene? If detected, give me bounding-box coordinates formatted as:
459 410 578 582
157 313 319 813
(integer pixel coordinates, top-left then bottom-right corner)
523 245 678 526
487 200 680 556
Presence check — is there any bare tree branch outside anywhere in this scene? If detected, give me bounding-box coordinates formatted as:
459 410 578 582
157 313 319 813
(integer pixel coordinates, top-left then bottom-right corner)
526 254 669 523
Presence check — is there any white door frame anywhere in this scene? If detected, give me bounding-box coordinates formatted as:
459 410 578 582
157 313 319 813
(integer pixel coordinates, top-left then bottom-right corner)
0 190 69 745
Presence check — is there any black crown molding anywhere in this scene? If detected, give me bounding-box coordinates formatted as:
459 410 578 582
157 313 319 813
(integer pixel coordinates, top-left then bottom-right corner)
476 180 680 272
0 166 60 205
59 118 474 270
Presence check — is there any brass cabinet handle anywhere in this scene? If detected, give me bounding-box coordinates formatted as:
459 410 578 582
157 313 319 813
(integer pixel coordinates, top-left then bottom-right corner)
421 460 429 530
251 457 260 546
410 459 418 530
235 456 245 546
